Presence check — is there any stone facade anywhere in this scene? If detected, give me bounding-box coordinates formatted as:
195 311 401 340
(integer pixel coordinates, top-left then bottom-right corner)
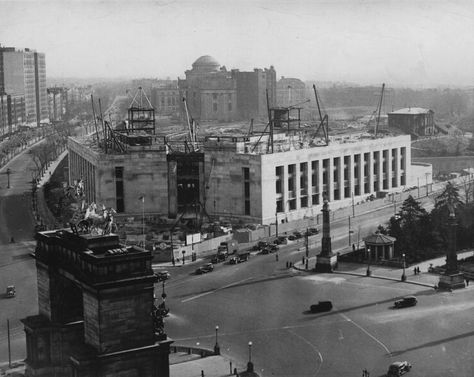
68 133 423 226
388 108 435 137
178 55 276 122
22 231 172 377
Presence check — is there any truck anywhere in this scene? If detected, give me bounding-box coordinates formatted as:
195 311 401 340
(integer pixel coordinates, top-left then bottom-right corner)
218 240 238 255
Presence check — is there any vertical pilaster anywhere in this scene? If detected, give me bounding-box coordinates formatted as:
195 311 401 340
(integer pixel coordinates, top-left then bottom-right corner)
349 154 355 199
307 161 312 206
283 164 288 213
387 148 392 190
368 151 374 194
358 153 364 195
377 150 383 192
318 160 323 204
338 156 344 199
295 163 301 210
328 158 334 202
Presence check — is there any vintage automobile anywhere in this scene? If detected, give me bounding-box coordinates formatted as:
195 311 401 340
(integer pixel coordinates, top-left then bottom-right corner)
196 263 214 274
310 301 333 313
156 271 170 281
394 296 417 309
6 285 15 298
387 361 412 376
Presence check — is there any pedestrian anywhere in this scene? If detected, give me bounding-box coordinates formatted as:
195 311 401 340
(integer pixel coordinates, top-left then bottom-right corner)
417 267 420 274
286 261 289 268
172 257 175 267
275 254 279 262
414 268 416 275
302 256 305 265
465 278 469 286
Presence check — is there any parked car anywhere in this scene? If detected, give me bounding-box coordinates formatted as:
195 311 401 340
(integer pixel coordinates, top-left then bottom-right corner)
229 253 250 264
293 231 303 239
261 247 271 255
394 296 417 309
308 228 319 235
288 235 296 241
238 253 250 262
5 285 15 298
257 241 270 249
269 244 279 252
387 361 412 376
310 301 333 313
156 271 170 281
196 263 214 274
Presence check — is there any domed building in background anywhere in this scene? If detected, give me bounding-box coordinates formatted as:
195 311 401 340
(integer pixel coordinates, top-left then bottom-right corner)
191 55 221 73
178 55 276 122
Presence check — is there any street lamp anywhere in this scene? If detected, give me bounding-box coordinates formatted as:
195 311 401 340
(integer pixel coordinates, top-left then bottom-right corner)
366 246 371 276
6 168 11 189
247 341 254 372
214 325 220 355
401 253 406 281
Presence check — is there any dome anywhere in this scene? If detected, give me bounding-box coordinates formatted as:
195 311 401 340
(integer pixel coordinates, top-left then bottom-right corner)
192 55 220 72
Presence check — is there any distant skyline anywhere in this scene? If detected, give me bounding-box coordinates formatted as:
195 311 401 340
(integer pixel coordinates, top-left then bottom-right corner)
1 0 474 87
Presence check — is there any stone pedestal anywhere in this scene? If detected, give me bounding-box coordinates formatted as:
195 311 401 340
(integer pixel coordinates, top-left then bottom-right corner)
438 273 465 290
315 254 338 273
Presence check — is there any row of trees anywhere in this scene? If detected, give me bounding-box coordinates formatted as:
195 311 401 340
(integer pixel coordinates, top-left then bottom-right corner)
0 128 45 166
378 182 474 264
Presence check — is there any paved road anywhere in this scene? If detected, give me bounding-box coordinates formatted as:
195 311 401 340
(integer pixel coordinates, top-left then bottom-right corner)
161 249 474 377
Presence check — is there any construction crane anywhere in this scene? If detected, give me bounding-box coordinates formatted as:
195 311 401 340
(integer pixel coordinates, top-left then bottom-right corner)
374 83 385 138
312 84 329 145
182 97 199 152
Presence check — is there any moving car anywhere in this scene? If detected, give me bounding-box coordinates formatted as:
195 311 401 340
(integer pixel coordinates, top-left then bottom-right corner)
156 271 170 281
387 361 412 376
6 285 15 298
394 296 417 309
310 301 333 313
196 263 214 274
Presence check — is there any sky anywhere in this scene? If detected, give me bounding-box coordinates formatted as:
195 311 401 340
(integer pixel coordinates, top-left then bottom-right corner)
1 0 474 87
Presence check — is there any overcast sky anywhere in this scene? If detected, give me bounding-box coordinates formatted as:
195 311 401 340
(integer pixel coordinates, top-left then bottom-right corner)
1 0 474 87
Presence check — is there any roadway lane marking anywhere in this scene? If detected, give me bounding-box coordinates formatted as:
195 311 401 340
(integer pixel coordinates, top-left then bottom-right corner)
286 328 324 376
339 312 392 356
338 329 344 340
181 277 254 303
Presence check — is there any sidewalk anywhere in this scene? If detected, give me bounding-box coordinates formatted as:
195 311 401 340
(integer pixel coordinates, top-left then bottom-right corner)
0 354 244 377
294 250 474 289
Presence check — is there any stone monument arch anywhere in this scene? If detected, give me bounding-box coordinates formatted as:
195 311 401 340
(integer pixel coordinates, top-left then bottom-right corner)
22 229 172 377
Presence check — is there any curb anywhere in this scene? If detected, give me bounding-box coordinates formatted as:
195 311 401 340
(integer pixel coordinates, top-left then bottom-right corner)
292 262 436 288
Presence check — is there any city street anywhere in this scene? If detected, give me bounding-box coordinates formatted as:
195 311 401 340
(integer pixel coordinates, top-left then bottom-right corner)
162 250 474 377
0 144 471 377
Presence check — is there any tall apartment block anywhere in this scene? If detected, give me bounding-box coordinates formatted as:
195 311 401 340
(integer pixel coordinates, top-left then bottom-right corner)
0 45 48 134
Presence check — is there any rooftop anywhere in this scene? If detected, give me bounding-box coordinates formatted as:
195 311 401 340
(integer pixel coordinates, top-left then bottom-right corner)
389 107 432 115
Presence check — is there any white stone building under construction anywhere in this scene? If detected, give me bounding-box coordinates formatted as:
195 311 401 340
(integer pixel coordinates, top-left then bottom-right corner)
68 128 430 225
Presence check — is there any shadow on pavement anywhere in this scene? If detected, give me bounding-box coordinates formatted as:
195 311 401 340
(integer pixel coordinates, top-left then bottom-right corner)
390 329 474 357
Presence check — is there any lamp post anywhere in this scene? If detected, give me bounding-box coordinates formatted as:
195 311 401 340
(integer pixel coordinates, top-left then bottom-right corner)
6 168 11 189
366 246 371 276
214 325 220 355
275 211 278 238
247 341 254 372
401 253 406 281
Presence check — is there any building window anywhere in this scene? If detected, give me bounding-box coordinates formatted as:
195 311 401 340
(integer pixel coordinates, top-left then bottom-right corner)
300 162 307 196
275 166 283 194
115 166 124 213
276 199 283 213
300 196 308 208
289 198 296 210
288 164 295 198
243 167 250 216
